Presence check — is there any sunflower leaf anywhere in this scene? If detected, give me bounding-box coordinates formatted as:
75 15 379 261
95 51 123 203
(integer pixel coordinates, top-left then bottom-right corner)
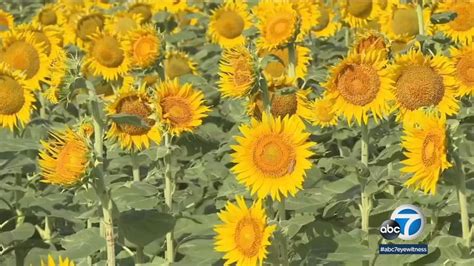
431 12 457 24
109 114 150 128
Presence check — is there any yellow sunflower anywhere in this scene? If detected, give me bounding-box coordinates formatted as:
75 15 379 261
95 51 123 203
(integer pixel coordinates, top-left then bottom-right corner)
352 30 389 56
389 50 459 123
341 0 381 28
124 25 161 69
83 31 130 81
291 0 319 41
450 42 474 97
45 49 68 104
155 79 209 136
158 0 189 14
231 113 315 201
15 24 63 61
0 9 14 35
255 2 298 50
164 50 198 80
401 113 451 195
436 0 474 44
260 45 311 82
214 196 276 266
312 2 342 38
127 0 159 23
208 2 251 48
218 46 256 99
0 31 51 90
106 82 161 151
65 10 106 48
41 255 75 266
173 7 200 33
323 51 394 125
38 128 90 187
308 96 339 128
0 63 36 131
104 12 143 36
33 3 66 27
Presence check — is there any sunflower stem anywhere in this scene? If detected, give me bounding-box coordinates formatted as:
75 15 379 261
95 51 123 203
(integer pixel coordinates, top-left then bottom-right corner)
164 133 175 263
344 27 350 47
453 152 471 248
14 174 24 227
260 76 271 114
278 199 289 266
360 123 371 235
131 152 140 182
287 42 296 79
136 246 145 264
38 92 47 120
88 83 116 266
416 0 425 36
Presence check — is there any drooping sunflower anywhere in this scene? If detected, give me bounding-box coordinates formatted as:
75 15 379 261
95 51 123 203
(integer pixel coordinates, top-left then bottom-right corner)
401 113 451 195
214 196 276 266
155 79 210 136
218 46 256 99
231 113 315 201
450 42 474 97
105 12 143 36
308 96 339 128
33 3 66 27
83 31 129 81
41 255 75 266
106 82 161 151
389 50 459 123
208 2 251 48
255 2 298 50
341 0 381 28
127 0 159 23
0 63 36 131
0 31 51 90
164 50 197 80
65 10 106 48
45 49 68 104
0 9 14 35
352 30 389 56
124 24 161 69
260 45 311 82
436 0 474 44
38 128 90 187
323 51 394 125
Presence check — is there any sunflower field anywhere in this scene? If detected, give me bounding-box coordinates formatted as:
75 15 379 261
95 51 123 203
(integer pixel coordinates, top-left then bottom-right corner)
0 0 473 265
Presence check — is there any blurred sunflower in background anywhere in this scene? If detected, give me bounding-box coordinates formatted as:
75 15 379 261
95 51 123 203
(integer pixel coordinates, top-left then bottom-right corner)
164 50 197 80
436 0 474 44
125 24 161 69
106 81 161 150
155 79 209 136
105 12 143 36
214 196 276 266
390 50 459 123
0 63 35 131
308 96 338 128
341 0 380 28
291 0 319 41
312 1 341 38
231 113 314 201
260 45 311 82
65 9 106 48
324 50 394 125
208 1 251 48
41 255 75 266
158 0 189 14
352 30 389 56
451 42 474 97
401 113 451 195
0 8 14 35
33 3 65 27
127 0 159 23
218 46 256 99
38 128 90 187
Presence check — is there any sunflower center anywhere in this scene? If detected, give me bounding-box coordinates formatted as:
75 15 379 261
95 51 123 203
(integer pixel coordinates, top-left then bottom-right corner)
314 8 330 31
271 93 297 117
165 54 192 79
39 8 57 26
116 96 153 135
337 64 380 106
234 217 262 258
115 17 138 34
0 75 25 115
253 135 295 178
263 49 289 78
234 70 252 87
391 8 419 36
129 4 152 22
133 35 158 61
161 96 193 126
55 139 86 182
347 0 372 18
32 31 52 56
422 133 440 167
77 14 105 41
215 10 245 39
456 52 474 86
356 36 386 53
396 65 444 110
0 41 40 79
92 36 125 68
315 102 334 122
449 4 474 31
267 16 293 40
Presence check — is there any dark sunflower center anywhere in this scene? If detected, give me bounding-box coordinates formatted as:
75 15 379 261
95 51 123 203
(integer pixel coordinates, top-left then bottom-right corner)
456 52 474 86
347 0 372 18
129 4 152 22
314 7 330 31
0 41 40 79
116 96 153 135
253 135 296 178
234 217 263 258
215 10 245 39
92 36 125 68
39 8 57 26
264 48 289 78
391 8 419 36
161 96 193 126
271 93 297 118
164 54 192 79
77 14 105 41
0 75 25 115
337 64 380 106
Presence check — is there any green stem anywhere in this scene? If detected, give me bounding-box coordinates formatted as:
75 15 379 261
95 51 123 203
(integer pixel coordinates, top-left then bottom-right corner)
344 27 350 47
43 216 52 244
278 199 289 266
387 162 395 196
260 77 271 114
164 133 175 263
360 123 371 234
38 92 47 120
131 152 140 182
136 246 145 264
453 153 471 248
14 174 24 227
416 0 425 36
287 42 296 79
88 83 116 266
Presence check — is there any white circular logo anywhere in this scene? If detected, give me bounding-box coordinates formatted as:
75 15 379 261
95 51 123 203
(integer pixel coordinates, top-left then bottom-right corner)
390 204 425 240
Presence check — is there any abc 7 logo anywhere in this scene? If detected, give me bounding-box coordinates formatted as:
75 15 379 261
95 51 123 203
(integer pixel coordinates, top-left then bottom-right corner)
379 204 425 240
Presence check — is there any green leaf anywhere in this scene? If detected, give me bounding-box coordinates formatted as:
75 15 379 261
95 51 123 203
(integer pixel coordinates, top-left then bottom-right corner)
61 228 106 259
431 12 457 24
0 223 35 245
109 114 150 129
0 138 40 152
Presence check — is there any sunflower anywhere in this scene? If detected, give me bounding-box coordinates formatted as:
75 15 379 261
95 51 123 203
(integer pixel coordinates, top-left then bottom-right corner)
33 3 66 27
158 0 189 14
436 0 474 44
127 0 158 23
173 7 200 33
15 24 63 61
260 45 311 82
389 50 459 123
124 25 160 69
38 128 90 187
104 12 143 36
41 255 75 266
292 0 319 41
83 31 129 81
401 113 451 195
45 49 68 104
155 79 209 136
352 30 389 56
164 50 197 80
0 31 51 90
231 113 315 200
208 2 251 48
311 2 342 38
308 96 339 128
341 0 380 28
214 196 276 266
0 9 14 35
450 43 474 97
255 2 298 50
323 51 394 125
66 10 106 48
0 63 36 131
106 82 161 150
218 46 256 99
